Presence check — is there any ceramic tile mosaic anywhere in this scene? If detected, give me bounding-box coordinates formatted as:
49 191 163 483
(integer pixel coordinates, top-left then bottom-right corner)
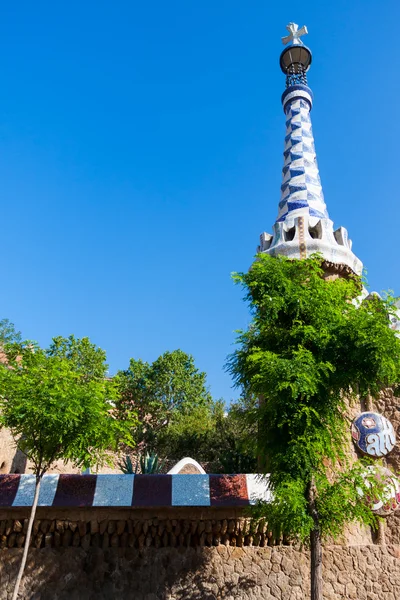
171 474 210 506
246 474 272 505
0 474 20 506
278 93 328 225
52 474 97 508
132 474 172 507
93 474 134 507
209 475 249 507
258 82 363 275
12 474 59 507
351 412 396 458
0 474 270 508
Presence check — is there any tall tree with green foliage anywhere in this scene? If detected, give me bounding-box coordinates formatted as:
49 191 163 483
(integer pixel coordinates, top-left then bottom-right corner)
47 334 109 380
0 337 137 600
116 349 212 451
155 396 258 472
0 319 21 345
228 254 400 600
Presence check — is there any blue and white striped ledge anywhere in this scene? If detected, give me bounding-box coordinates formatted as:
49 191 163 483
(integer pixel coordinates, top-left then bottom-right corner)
0 474 271 508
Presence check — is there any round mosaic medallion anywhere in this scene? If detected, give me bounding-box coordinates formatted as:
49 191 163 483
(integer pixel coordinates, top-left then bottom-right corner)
362 466 400 516
351 412 396 457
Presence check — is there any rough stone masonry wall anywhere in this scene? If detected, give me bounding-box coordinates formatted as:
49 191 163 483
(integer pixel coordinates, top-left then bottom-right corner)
0 515 274 550
373 388 400 545
1 507 398 599
1 544 400 600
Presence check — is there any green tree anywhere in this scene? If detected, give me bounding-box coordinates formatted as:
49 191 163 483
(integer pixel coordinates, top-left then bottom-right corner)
0 338 136 600
47 334 109 380
155 397 258 473
156 401 221 462
228 254 400 600
214 396 258 473
0 319 21 345
116 349 212 451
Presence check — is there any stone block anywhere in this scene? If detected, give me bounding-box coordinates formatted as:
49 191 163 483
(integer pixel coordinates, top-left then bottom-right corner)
78 520 87 536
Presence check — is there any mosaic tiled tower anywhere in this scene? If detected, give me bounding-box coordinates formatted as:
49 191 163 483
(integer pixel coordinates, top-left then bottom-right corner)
258 23 362 276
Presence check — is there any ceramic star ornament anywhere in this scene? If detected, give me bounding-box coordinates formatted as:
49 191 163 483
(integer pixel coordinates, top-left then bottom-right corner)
282 22 308 46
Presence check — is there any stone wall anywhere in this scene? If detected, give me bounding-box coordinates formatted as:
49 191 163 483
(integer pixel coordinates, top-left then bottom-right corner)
374 388 400 477
0 515 273 551
372 388 400 546
0 504 399 599
1 544 400 599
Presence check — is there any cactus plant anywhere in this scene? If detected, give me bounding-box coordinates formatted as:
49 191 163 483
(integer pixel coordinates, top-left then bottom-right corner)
118 454 136 474
118 452 164 475
140 452 164 474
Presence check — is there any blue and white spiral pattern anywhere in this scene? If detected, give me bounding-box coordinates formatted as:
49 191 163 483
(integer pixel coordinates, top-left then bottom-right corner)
278 97 328 225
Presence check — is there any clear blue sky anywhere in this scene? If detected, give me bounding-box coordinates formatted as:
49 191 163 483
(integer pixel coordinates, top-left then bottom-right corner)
1 1 399 401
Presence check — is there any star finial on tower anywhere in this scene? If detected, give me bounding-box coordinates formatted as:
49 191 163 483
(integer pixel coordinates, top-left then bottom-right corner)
259 22 363 277
282 22 308 46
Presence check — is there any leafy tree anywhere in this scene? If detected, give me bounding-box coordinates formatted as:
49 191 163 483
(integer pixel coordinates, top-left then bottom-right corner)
47 335 108 380
156 397 258 473
156 401 221 462
0 338 137 600
228 254 400 600
0 319 21 345
116 349 212 451
215 397 258 473
116 350 257 472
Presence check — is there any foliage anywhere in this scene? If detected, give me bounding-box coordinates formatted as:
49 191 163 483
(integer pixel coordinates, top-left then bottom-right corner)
228 254 400 544
0 319 21 345
118 454 135 474
116 349 212 451
155 401 221 463
0 340 136 474
118 452 164 474
139 452 164 474
47 335 108 381
0 336 137 600
156 397 258 473
216 396 258 473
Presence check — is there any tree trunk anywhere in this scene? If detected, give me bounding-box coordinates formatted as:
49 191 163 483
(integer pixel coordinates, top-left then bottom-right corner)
257 395 266 472
12 474 42 600
308 477 323 600
310 527 323 600
377 519 386 545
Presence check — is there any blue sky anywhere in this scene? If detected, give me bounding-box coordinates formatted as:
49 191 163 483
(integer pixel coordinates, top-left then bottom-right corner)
0 1 399 401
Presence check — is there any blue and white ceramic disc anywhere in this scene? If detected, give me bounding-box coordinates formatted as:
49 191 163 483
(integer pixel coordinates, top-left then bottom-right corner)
351 412 396 457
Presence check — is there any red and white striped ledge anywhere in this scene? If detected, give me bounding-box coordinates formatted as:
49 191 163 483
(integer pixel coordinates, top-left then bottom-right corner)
0 474 270 508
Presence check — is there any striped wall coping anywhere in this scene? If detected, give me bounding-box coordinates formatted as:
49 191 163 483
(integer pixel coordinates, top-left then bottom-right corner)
0 474 271 509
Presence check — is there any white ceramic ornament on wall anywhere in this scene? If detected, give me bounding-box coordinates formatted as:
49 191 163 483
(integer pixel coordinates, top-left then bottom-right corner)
351 412 396 458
